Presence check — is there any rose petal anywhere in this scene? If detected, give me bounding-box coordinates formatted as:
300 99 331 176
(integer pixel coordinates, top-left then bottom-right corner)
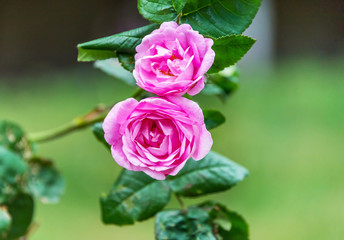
103 98 138 145
192 125 213 160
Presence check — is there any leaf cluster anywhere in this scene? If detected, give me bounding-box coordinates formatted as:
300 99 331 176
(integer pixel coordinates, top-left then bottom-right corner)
100 151 248 229
93 126 248 239
0 121 65 239
156 201 249 240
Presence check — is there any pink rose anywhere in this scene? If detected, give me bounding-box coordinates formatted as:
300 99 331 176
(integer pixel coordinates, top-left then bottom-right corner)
103 96 213 180
133 21 215 96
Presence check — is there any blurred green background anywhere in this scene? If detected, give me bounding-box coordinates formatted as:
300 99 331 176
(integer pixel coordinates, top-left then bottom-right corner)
1 59 343 239
1 0 344 239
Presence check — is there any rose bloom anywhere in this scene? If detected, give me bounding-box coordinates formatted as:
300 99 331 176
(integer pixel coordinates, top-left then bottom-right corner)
103 96 213 180
133 21 215 96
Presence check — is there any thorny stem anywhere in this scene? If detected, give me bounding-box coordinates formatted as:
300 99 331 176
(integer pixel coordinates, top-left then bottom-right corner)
28 88 144 143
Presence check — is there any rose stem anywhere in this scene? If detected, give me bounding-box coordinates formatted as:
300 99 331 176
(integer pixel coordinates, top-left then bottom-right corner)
175 193 186 212
28 88 144 143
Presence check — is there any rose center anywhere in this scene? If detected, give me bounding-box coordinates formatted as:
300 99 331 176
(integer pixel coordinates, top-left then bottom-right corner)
152 45 185 78
136 119 165 148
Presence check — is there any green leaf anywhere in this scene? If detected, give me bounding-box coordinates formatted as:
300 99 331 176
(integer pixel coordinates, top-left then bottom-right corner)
0 146 27 185
77 48 116 62
209 35 256 73
203 66 239 101
180 0 262 38
137 0 261 38
138 0 180 23
167 151 248 197
117 53 136 72
6 193 34 239
203 110 225 130
77 23 159 62
94 59 136 86
101 169 171 225
0 121 30 157
92 123 110 151
27 158 65 204
173 0 187 13
199 201 249 240
0 207 11 239
155 207 216 240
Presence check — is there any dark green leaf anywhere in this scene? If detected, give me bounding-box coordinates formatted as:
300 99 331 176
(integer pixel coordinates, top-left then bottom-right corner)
138 0 180 23
77 24 159 62
6 193 34 239
94 59 136 86
180 0 262 38
137 0 261 38
0 121 31 158
203 110 226 130
155 207 216 240
0 207 11 239
203 66 239 101
101 170 171 225
27 158 65 204
199 201 249 240
167 151 248 197
92 123 110 151
117 53 136 72
209 35 256 73
138 0 261 38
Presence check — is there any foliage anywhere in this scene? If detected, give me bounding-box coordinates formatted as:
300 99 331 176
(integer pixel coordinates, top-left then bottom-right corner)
199 201 249 239
167 151 248 197
93 128 248 227
0 121 64 239
138 0 261 38
209 35 255 74
6 193 34 239
78 0 260 233
155 201 249 240
78 24 159 70
0 207 11 239
203 66 240 102
101 170 171 225
27 158 65 204
77 0 259 237
1 0 261 238
203 110 226 130
155 207 215 240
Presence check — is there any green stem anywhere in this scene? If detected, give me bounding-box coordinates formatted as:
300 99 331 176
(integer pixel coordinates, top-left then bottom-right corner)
176 12 182 24
29 105 110 143
29 88 144 143
175 194 186 212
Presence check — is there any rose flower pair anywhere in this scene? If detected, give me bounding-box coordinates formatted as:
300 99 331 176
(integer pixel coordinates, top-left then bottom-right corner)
103 22 215 180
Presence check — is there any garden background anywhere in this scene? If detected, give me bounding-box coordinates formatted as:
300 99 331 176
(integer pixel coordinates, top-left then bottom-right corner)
1 0 343 239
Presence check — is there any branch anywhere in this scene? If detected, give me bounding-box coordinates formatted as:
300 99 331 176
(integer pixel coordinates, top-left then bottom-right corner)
28 104 110 143
29 88 144 143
